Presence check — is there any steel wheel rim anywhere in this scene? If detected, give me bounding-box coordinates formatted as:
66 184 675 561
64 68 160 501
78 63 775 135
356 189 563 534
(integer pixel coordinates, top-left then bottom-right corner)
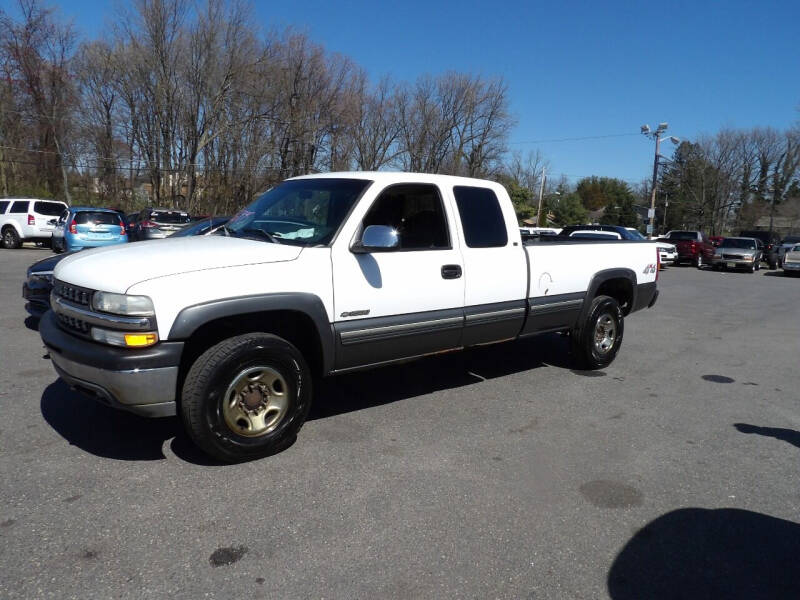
222 366 289 437
594 313 616 354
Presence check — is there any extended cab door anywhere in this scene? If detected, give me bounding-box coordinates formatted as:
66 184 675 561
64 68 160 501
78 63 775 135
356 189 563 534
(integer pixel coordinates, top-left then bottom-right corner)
450 185 528 346
331 182 465 370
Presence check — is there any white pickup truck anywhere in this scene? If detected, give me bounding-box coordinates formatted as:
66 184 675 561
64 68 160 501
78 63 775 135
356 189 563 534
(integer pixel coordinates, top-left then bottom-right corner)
40 172 659 461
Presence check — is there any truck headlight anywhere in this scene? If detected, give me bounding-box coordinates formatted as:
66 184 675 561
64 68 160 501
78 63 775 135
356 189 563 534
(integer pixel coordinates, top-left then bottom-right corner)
92 292 155 316
744 255 754 261
713 253 721 258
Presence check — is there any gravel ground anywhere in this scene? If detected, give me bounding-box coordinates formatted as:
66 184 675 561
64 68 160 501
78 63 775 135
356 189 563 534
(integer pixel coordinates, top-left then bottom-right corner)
1 247 799 599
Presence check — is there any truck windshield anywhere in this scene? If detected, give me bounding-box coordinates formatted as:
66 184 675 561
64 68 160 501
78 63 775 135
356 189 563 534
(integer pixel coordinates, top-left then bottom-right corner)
223 178 372 246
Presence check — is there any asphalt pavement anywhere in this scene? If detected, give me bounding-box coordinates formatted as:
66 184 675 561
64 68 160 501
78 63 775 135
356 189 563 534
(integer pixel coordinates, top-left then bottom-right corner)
1 247 799 599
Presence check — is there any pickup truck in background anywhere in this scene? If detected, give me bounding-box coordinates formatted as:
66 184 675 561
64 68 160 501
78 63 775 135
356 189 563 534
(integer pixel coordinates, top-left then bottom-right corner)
660 230 716 268
40 172 659 462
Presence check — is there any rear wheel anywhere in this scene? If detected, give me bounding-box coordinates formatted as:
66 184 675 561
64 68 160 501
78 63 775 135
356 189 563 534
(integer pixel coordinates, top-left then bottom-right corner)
571 295 624 370
1 227 20 249
181 332 312 462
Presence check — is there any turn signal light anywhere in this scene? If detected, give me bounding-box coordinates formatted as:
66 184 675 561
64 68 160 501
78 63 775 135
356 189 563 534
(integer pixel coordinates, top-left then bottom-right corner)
124 333 158 347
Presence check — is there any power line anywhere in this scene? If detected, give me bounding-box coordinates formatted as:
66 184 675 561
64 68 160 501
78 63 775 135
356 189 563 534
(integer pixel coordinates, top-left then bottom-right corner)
508 132 640 145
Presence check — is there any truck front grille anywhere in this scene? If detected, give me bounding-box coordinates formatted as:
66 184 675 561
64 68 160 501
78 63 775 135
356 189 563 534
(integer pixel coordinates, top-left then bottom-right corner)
56 311 91 335
54 281 93 306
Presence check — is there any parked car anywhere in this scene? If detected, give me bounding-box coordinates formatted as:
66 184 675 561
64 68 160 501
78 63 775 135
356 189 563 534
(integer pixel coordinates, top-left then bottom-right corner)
131 208 191 240
739 230 779 268
52 207 128 253
0 198 68 249
560 224 641 240
781 244 800 276
169 216 229 238
661 230 715 268
569 230 622 240
626 228 677 266
777 235 800 267
22 252 77 318
40 172 660 462
710 237 762 272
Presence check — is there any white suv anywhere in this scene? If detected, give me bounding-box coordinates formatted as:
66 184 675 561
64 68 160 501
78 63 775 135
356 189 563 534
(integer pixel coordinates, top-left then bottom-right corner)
0 198 68 249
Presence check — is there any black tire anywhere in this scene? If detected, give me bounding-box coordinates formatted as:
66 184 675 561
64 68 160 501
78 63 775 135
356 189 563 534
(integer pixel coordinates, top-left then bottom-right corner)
570 295 624 370
1 227 21 249
181 333 312 462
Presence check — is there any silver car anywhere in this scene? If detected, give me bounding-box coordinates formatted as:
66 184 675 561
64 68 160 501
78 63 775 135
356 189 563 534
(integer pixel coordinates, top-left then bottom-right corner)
711 237 762 272
132 208 192 240
782 243 800 276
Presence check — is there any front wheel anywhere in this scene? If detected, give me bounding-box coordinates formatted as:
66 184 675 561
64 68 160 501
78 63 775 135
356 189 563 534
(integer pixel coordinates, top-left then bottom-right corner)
181 333 313 462
571 295 624 370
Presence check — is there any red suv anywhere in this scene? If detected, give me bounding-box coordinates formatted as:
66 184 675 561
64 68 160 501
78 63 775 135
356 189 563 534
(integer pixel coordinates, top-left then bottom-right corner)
661 230 716 268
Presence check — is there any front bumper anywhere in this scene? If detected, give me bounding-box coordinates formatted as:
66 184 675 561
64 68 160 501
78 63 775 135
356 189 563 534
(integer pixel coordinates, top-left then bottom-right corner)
711 258 755 270
40 311 182 417
783 261 800 271
659 251 677 263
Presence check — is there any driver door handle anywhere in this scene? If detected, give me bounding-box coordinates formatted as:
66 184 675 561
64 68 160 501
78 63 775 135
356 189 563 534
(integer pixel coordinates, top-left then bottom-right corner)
441 264 462 279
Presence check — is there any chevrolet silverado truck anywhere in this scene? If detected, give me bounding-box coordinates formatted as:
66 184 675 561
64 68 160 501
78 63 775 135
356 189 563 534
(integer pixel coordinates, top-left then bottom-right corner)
40 173 659 462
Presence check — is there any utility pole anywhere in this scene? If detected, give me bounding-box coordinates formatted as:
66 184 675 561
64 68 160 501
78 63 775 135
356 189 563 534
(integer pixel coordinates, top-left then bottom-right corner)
641 123 679 238
537 166 546 227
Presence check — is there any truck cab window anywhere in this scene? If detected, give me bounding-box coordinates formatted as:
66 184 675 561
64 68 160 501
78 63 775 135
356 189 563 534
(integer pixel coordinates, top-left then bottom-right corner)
453 186 508 248
362 184 450 250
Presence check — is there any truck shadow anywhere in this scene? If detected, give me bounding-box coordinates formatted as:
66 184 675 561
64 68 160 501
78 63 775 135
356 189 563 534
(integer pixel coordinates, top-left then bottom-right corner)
607 507 800 599
40 333 573 463
309 333 572 421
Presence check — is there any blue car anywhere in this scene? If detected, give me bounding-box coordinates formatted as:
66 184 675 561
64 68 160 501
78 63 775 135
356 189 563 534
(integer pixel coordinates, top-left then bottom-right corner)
52 207 128 253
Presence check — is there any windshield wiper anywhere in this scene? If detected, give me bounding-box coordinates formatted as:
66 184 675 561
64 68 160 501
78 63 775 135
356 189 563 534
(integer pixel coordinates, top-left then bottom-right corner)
238 228 280 243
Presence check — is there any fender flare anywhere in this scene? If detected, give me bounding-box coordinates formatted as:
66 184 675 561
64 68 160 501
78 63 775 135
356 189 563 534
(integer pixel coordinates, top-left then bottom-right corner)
168 293 335 375
576 268 638 326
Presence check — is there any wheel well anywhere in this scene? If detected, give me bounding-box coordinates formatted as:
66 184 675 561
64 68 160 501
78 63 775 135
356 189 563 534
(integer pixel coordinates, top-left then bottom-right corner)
177 310 325 402
595 278 634 315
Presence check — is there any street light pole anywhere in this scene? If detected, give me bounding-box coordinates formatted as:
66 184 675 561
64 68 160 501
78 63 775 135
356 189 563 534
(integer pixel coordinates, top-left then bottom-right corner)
649 135 661 235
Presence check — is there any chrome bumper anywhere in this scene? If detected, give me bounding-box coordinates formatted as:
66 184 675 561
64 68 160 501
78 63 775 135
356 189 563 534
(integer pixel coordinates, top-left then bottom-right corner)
49 351 177 417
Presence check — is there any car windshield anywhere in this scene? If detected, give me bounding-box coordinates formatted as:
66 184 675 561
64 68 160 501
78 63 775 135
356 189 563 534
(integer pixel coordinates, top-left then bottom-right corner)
222 178 372 246
721 238 756 249
626 229 646 240
667 231 697 240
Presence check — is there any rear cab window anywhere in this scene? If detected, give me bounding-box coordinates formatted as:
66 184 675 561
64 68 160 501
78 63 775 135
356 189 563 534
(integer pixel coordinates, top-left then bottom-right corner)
33 201 66 216
453 186 508 248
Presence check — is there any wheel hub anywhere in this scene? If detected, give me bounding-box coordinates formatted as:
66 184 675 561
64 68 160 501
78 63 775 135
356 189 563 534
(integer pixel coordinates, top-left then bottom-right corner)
222 366 289 437
594 314 616 354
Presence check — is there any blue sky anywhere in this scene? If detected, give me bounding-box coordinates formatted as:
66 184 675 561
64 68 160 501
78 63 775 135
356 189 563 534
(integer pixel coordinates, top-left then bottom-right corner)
42 0 800 185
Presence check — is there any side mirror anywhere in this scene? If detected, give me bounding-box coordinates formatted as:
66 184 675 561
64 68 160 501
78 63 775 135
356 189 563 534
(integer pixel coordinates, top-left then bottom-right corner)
352 225 399 253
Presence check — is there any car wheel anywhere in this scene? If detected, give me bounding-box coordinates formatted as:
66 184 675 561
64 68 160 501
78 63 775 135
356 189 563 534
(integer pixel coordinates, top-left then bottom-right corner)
570 295 624 370
181 333 313 462
1 227 21 249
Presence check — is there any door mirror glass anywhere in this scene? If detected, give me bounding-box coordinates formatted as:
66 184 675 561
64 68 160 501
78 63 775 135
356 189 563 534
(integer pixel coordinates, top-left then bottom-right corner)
354 225 399 253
